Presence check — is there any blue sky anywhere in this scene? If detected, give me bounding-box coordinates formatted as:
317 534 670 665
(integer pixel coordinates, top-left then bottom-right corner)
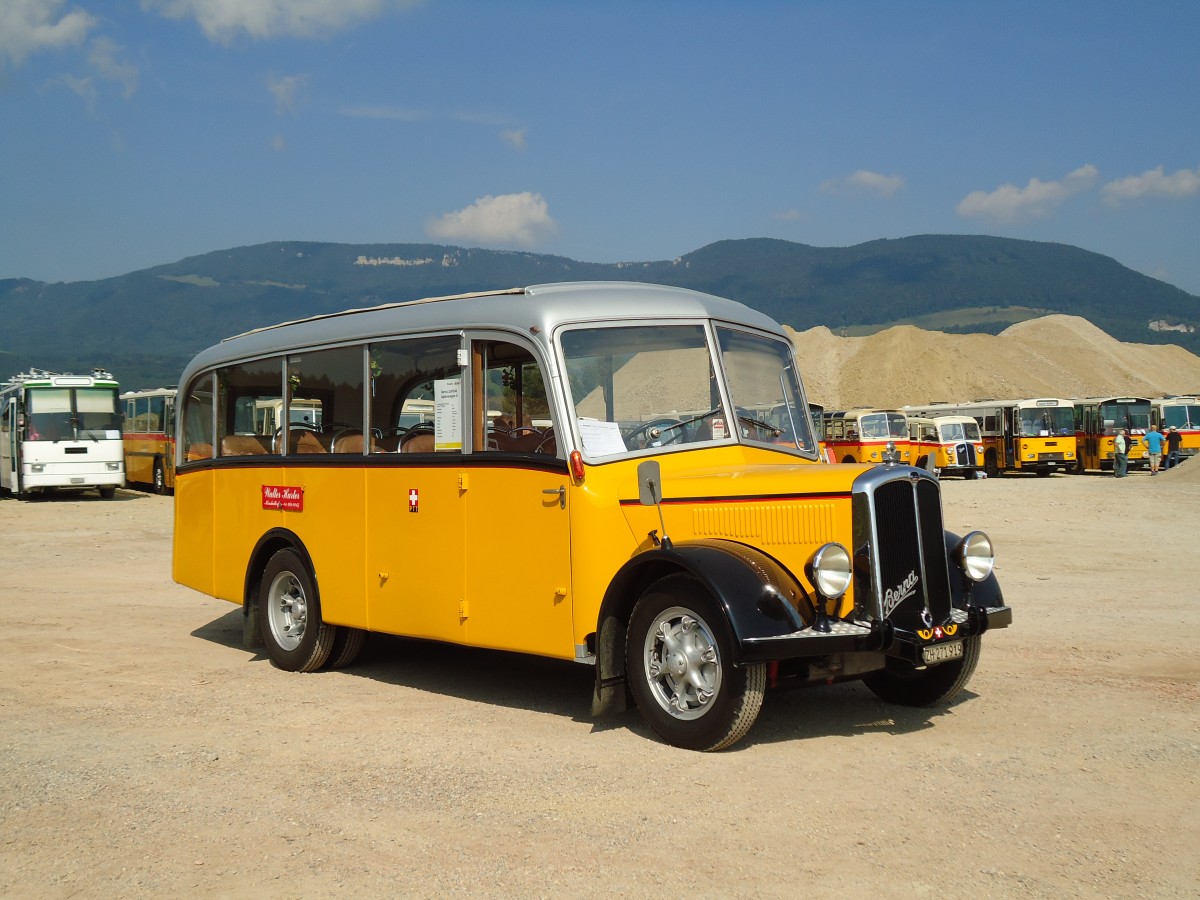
3 0 1199 294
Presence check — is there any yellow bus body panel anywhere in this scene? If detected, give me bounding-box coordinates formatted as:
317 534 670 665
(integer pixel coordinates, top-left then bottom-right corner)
174 446 862 660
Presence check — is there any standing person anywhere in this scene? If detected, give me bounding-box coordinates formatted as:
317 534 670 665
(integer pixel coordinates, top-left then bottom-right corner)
1165 425 1183 470
1113 428 1129 477
1143 424 1165 475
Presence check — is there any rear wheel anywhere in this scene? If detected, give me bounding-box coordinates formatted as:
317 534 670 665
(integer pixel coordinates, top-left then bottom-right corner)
626 575 765 751
259 548 337 672
326 627 367 669
863 635 981 706
984 452 999 478
99 486 116 499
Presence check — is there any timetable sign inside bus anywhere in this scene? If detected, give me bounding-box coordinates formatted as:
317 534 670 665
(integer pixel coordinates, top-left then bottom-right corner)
261 485 303 512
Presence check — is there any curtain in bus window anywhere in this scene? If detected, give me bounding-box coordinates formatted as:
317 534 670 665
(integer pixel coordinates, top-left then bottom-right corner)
27 388 73 441
76 387 121 437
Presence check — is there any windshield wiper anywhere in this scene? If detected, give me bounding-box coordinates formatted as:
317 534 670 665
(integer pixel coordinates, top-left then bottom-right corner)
737 414 782 437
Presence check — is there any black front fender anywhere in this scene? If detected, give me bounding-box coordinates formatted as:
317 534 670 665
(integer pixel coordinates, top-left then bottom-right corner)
591 539 815 717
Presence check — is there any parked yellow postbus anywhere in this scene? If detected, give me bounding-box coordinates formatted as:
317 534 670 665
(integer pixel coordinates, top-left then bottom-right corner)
1151 395 1199 462
121 388 177 493
906 415 985 478
905 399 1076 477
171 282 1010 751
821 408 913 465
1072 396 1151 473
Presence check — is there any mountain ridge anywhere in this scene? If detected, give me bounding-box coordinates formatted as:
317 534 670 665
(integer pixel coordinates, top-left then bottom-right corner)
1 234 1196 389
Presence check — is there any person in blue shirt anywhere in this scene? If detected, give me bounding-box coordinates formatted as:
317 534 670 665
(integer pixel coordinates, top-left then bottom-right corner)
1143 425 1166 475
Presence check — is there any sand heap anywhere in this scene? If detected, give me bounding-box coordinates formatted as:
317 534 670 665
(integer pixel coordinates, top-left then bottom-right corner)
788 315 1200 410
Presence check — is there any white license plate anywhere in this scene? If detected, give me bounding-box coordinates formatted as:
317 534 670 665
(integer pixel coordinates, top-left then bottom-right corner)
922 641 963 665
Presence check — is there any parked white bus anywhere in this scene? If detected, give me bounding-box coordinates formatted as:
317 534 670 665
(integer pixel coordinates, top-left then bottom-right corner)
1 369 125 499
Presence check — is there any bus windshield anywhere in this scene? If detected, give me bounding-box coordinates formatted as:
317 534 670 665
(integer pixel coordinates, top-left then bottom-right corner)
860 412 907 440
939 421 981 442
1020 406 1075 437
27 386 121 441
559 323 815 458
1100 402 1150 433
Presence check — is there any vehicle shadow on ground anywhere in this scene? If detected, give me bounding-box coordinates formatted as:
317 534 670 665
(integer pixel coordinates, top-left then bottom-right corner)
192 609 972 750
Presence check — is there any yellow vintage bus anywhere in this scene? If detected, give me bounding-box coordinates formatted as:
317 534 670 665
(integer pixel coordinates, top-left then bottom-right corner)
1072 396 1151 473
1151 395 1200 463
821 408 913 465
172 282 1010 751
905 398 1076 477
121 388 177 494
905 415 985 478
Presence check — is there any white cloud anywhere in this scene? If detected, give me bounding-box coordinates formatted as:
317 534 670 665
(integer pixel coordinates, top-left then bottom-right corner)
271 134 286 152
821 170 905 198
775 208 801 222
267 73 307 116
88 37 138 98
1102 164 1200 206
427 193 558 247
500 128 526 150
956 164 1098 223
143 0 417 44
0 0 96 65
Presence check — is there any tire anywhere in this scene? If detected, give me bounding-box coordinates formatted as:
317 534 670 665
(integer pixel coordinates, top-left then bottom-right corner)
984 452 999 478
99 486 116 499
153 459 166 495
626 574 765 751
259 548 337 672
1036 467 1051 478
863 635 981 707
326 627 366 669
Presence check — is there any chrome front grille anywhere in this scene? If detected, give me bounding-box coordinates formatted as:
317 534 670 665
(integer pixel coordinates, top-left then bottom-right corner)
851 467 952 629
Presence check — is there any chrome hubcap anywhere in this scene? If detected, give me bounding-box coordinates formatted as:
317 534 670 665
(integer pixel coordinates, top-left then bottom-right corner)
643 606 721 720
267 571 307 651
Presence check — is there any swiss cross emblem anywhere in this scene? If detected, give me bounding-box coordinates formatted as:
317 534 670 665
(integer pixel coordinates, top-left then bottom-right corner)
408 488 419 513
933 625 944 640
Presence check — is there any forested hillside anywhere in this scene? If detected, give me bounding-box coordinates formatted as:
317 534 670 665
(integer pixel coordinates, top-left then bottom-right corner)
1 235 1196 388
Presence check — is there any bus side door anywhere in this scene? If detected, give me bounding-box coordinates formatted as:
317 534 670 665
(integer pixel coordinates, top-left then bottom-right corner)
459 337 574 658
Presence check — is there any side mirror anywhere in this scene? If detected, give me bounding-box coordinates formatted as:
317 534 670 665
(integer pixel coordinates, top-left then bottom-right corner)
637 459 663 506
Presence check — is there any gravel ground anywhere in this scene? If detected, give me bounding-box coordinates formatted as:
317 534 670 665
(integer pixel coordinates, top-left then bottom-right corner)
1 467 1198 898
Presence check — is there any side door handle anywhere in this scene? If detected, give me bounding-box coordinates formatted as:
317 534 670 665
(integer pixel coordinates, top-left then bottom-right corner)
542 485 565 509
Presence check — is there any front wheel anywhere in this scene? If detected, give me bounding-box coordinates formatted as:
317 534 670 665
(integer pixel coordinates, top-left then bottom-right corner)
98 486 116 499
863 635 981 706
259 548 337 672
626 575 765 751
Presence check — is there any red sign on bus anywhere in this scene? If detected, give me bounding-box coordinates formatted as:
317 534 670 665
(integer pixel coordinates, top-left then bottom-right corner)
261 485 303 512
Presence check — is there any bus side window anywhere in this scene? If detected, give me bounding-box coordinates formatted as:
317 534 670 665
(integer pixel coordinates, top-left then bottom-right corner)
476 339 554 455
216 359 282 457
181 376 215 461
369 334 463 454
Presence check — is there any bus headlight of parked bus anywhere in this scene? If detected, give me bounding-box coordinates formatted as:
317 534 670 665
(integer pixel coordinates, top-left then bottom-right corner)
807 542 853 599
956 531 995 582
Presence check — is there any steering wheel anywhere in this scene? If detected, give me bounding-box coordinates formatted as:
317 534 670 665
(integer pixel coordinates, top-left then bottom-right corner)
625 418 685 450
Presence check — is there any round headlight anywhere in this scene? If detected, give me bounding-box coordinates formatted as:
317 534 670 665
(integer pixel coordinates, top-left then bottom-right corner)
809 542 852 599
957 530 995 582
